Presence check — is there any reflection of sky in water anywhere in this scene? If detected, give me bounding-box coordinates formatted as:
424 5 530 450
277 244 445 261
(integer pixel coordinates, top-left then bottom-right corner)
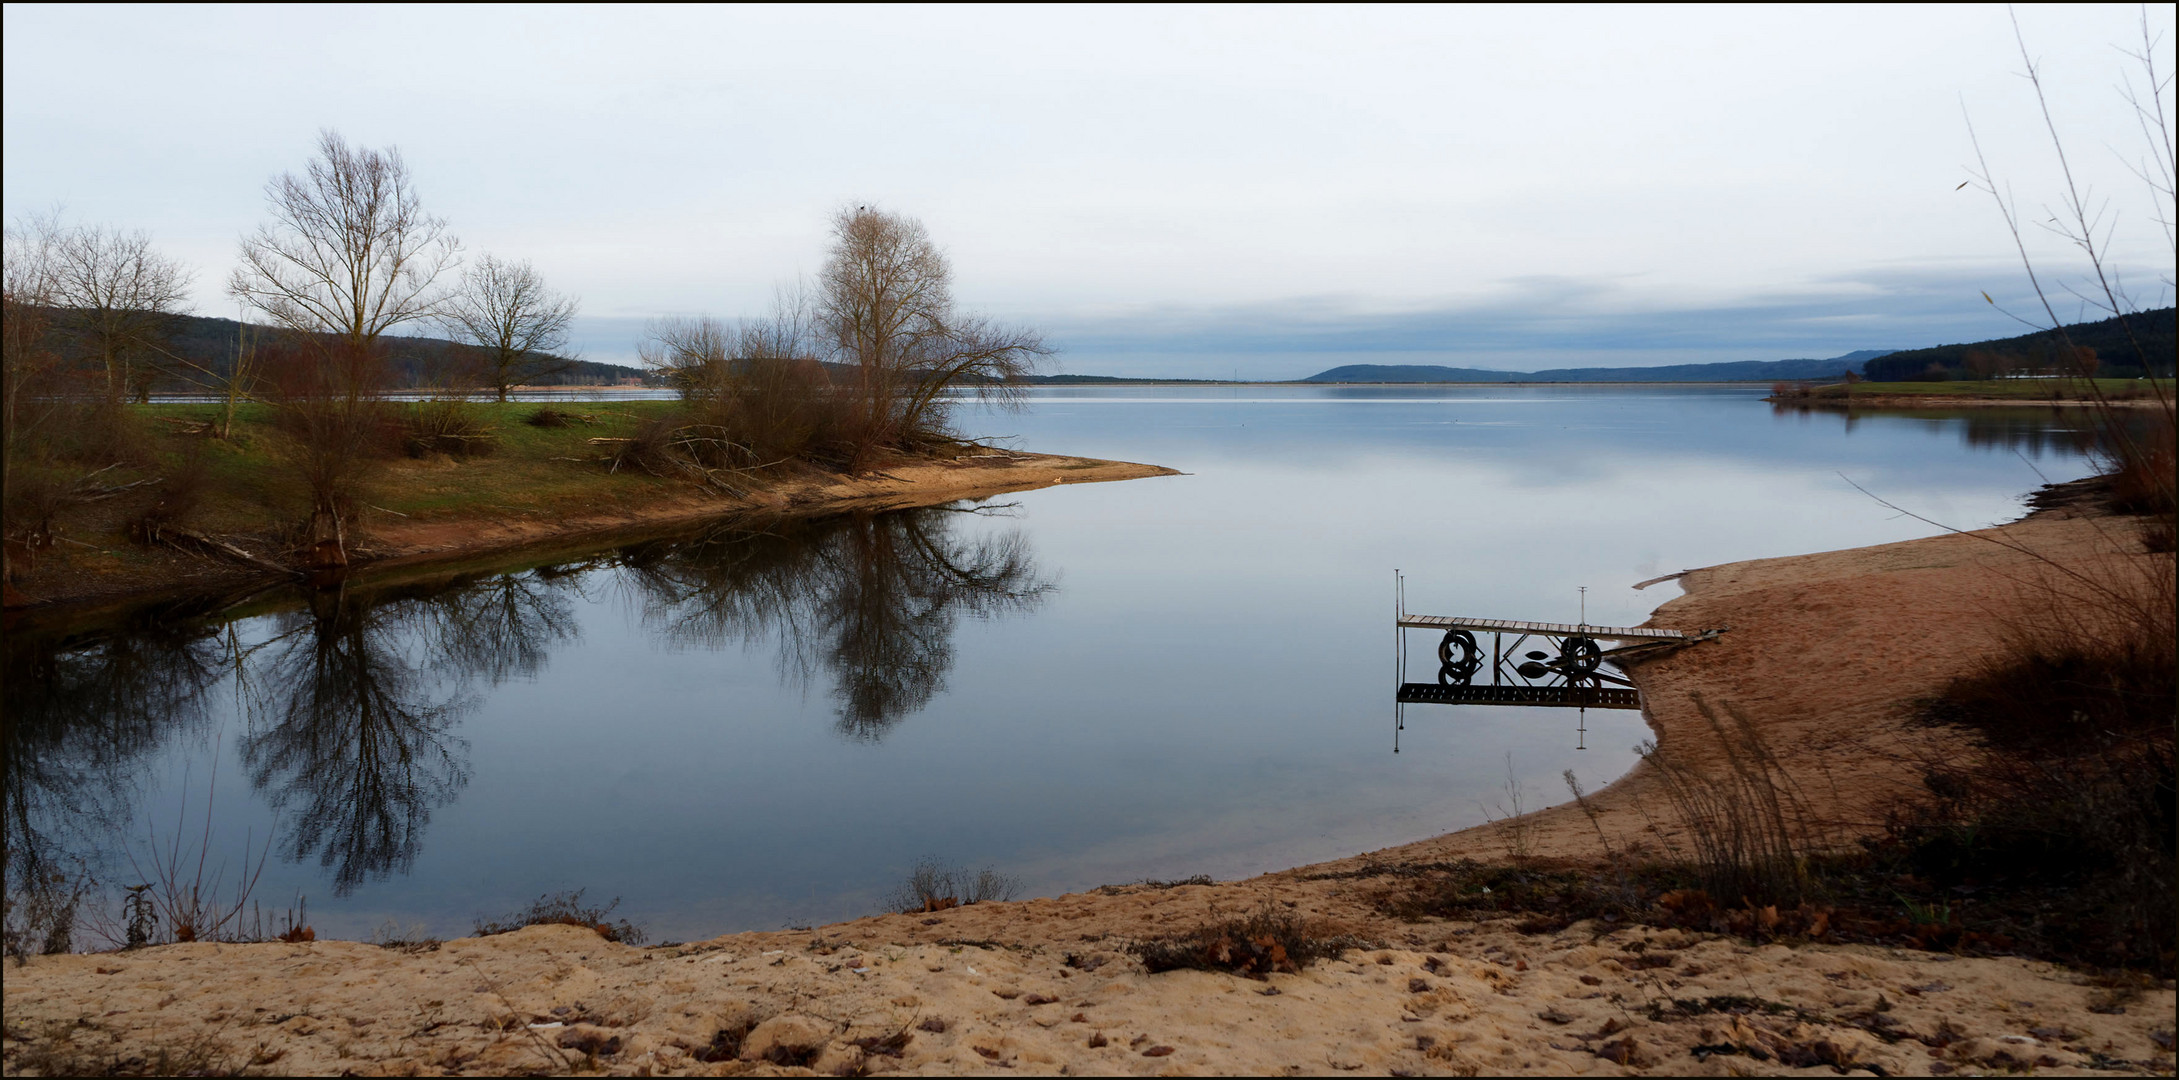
13 386 2100 942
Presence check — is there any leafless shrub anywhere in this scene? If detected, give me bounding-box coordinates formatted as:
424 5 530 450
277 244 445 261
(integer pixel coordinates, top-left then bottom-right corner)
132 449 210 545
367 917 440 951
401 398 497 458
3 867 91 964
1479 754 1538 861
883 858 1020 914
262 337 398 567
474 888 646 945
1130 903 1367 979
1961 12 2175 543
120 763 274 946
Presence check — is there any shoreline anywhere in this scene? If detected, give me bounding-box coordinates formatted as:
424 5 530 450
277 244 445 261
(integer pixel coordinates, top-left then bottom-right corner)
1767 393 2168 408
1 451 1179 621
5 491 2173 1075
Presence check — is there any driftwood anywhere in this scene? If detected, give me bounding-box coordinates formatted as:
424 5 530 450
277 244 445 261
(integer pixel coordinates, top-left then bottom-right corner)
156 527 297 577
73 476 164 501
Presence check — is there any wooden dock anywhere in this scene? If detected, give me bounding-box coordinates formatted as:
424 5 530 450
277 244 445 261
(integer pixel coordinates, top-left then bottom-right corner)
1395 614 1689 641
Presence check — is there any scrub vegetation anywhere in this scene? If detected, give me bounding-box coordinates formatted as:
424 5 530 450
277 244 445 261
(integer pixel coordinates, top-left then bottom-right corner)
2 133 1044 595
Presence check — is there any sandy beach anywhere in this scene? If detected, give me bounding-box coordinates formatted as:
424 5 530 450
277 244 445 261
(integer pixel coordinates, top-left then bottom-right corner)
5 498 2172 1077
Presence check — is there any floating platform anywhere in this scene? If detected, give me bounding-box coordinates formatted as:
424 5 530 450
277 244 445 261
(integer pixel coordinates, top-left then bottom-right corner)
1396 682 1641 710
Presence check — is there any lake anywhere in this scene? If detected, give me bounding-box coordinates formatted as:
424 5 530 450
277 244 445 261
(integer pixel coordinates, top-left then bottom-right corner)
3 387 2105 943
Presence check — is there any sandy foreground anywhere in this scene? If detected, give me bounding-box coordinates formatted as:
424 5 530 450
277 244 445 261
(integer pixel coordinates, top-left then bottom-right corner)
5 502 2174 1076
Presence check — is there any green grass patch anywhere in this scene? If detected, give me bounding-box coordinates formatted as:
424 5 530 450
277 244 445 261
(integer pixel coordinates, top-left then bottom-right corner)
106 400 693 536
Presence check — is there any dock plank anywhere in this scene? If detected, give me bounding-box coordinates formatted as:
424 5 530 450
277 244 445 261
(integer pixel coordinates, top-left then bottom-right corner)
1396 614 1687 640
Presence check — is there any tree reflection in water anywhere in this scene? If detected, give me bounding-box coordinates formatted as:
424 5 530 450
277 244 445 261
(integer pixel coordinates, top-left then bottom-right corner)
3 614 226 886
238 572 578 895
620 504 1052 739
4 502 1042 901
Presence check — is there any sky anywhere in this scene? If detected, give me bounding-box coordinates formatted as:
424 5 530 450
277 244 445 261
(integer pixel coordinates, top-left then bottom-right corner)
4 3 2173 377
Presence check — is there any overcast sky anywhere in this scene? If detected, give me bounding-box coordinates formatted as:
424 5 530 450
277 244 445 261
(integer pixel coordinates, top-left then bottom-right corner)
5 4 2172 376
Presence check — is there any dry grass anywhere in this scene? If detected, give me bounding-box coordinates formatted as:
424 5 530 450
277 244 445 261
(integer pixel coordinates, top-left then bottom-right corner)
1637 698 1826 909
473 888 646 946
1892 545 2176 970
1128 903 1373 979
884 859 1020 914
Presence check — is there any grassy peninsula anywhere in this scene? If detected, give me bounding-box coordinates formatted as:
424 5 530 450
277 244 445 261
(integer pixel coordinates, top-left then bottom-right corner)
1 398 1171 611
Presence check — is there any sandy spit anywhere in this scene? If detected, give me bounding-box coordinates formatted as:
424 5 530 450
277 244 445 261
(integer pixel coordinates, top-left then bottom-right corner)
2 452 1180 615
356 452 1180 570
5 506 2173 1077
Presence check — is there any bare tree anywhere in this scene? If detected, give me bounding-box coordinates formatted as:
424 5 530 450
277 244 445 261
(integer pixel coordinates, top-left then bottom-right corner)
229 130 461 353
230 131 459 569
49 223 193 402
638 315 734 400
2 214 65 464
440 254 579 401
815 206 1046 462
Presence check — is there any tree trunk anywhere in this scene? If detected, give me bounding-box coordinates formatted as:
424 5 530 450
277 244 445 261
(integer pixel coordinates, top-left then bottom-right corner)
307 504 348 570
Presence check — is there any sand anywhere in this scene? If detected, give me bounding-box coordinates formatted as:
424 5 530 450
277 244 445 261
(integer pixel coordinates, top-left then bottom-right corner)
5 501 2173 1077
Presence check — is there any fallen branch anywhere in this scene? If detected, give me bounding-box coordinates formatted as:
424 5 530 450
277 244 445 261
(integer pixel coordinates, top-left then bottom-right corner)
159 528 296 577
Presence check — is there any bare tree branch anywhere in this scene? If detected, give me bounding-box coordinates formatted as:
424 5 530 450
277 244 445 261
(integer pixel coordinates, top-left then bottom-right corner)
440 254 579 402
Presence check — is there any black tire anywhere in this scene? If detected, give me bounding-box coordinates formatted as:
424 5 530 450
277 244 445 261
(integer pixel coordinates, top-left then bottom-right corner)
1437 629 1480 685
1559 636 1601 677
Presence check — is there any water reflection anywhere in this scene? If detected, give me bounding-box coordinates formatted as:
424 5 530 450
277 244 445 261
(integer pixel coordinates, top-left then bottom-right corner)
2 615 226 884
239 586 494 895
1769 401 2141 459
622 506 1052 739
3 501 1047 900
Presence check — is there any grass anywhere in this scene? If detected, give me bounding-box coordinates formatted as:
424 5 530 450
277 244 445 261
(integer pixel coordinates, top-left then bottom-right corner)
3 401 701 594
154 399 686 527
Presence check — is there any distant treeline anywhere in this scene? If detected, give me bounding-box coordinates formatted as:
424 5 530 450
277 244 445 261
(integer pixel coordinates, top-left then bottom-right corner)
1299 350 1894 384
1863 308 2175 381
156 312 648 389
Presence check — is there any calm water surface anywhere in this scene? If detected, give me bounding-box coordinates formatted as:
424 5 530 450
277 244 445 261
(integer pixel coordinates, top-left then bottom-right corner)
5 387 2103 941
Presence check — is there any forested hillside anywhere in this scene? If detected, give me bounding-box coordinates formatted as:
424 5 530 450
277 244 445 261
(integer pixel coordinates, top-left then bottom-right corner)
1302 350 1892 383
159 312 648 389
1863 308 2174 381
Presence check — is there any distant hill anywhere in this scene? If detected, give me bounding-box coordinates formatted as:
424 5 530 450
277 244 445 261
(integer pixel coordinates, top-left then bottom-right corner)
156 312 650 389
1862 308 2174 381
1301 350 1894 384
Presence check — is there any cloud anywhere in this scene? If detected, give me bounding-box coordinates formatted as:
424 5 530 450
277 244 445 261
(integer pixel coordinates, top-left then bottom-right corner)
1032 262 2170 379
